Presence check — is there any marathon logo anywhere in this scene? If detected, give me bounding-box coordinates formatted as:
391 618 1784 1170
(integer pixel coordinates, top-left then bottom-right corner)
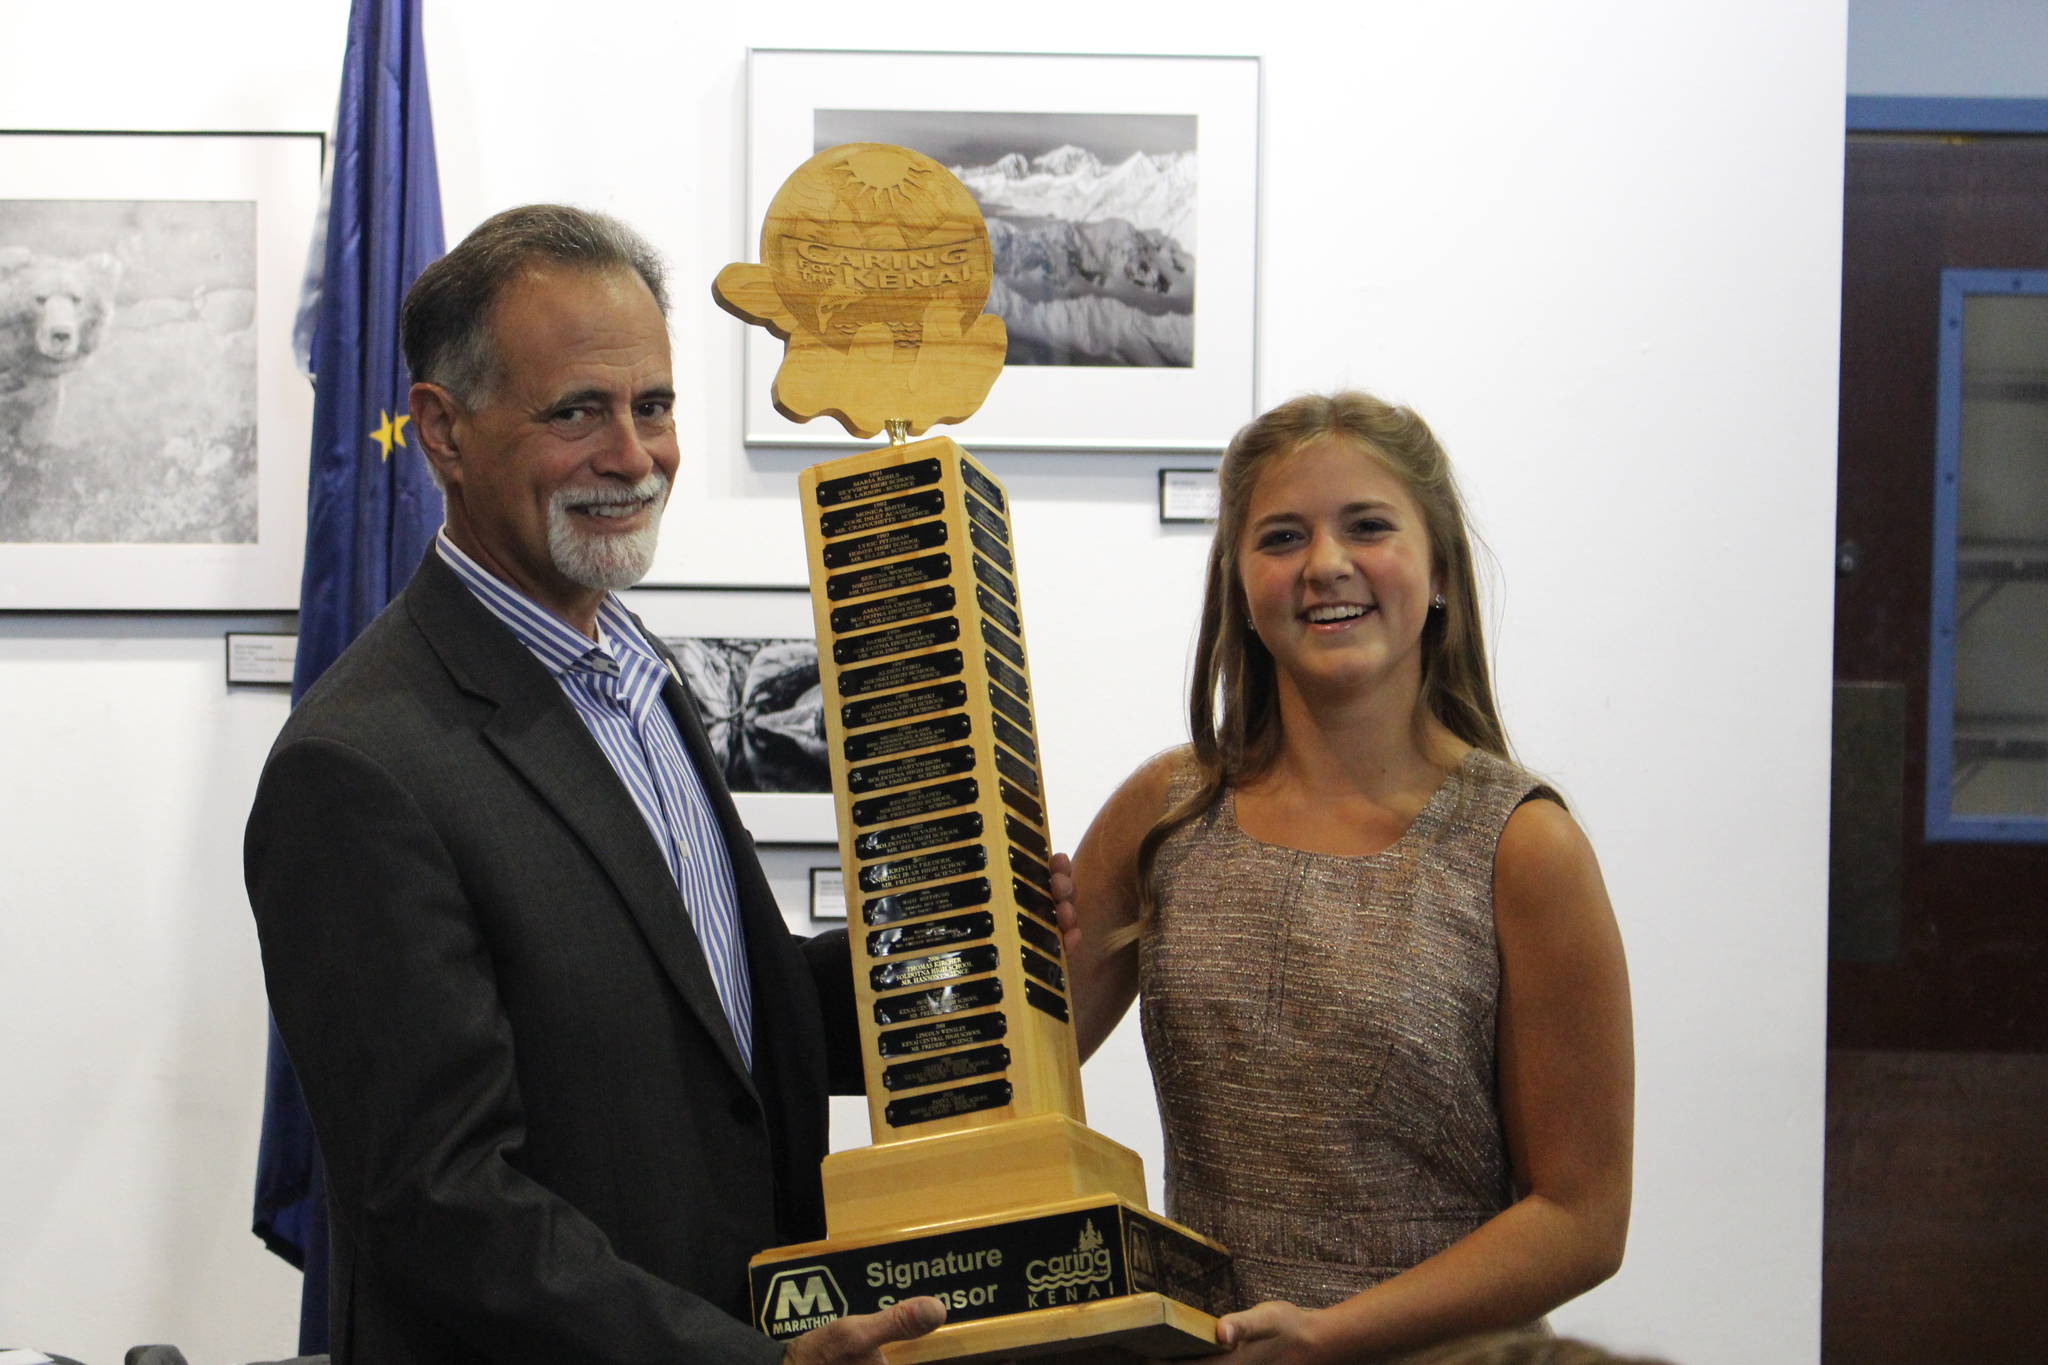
784 236 984 291
760 1264 848 1337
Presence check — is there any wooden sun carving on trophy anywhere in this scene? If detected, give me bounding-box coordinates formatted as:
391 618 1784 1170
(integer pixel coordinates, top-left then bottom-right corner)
719 144 1229 1363
714 143 1010 441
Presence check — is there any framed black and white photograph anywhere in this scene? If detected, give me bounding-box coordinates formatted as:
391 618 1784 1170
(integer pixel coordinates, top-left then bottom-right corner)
626 582 834 844
741 49 1259 452
0 130 321 610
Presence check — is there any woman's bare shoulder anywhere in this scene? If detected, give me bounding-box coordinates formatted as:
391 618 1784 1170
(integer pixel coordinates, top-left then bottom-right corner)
1078 746 1196 888
1102 745 1195 830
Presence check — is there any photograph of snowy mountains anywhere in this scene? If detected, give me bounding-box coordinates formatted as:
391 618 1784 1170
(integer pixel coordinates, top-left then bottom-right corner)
815 109 1196 368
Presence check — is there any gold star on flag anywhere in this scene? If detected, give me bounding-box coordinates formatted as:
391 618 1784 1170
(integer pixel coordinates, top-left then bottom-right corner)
369 410 411 460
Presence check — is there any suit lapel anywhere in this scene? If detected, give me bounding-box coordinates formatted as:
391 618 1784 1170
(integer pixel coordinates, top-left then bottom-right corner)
639 625 820 1089
642 618 838 1212
405 556 757 1091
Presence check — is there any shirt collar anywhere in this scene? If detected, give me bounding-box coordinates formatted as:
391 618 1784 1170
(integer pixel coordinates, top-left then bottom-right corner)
435 532 647 679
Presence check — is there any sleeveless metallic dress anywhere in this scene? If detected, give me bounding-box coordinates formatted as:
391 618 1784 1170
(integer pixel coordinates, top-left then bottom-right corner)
1140 748 1554 1310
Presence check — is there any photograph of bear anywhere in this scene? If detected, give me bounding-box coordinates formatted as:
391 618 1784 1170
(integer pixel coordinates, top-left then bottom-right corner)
0 199 257 544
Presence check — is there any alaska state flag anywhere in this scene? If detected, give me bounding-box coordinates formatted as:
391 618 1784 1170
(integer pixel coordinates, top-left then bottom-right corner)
254 0 444 1352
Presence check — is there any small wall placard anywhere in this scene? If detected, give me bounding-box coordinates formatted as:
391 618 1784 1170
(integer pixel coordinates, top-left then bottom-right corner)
809 866 847 922
225 632 297 686
1158 468 1221 524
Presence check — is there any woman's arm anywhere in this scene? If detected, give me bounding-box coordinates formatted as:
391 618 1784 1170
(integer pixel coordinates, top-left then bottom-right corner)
1217 798 1634 1362
1068 750 1182 1061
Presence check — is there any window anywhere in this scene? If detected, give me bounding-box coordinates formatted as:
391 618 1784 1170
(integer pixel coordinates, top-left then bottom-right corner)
1927 270 2048 840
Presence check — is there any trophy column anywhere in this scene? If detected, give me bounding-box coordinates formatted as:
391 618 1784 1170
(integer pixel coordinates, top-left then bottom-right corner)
802 441 1136 1219
717 143 1229 1362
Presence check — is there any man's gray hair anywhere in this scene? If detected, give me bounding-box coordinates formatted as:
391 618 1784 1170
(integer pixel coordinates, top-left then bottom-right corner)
400 203 670 406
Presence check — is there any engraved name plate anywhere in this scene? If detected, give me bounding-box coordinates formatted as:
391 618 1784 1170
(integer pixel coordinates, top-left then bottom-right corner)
985 652 1029 702
837 648 963 698
874 977 1003 1026
1020 946 1065 990
885 1078 1013 1127
814 457 942 507
969 524 1012 573
845 714 973 764
964 492 1007 543
981 620 1025 668
986 684 1030 729
870 943 1000 992
1012 877 1057 925
1023 979 1069 1022
819 488 946 539
847 744 977 795
854 812 984 862
851 779 980 830
1004 813 1049 860
990 710 1036 763
834 616 961 665
827 552 952 601
881 1043 1011 1092
831 586 956 635
993 745 1038 796
973 553 1016 604
999 779 1044 827
959 460 1005 511
976 585 1021 636
866 910 996 956
842 681 969 732
823 519 949 569
860 845 989 894
1015 913 1062 958
876 1010 1008 1058
862 877 992 927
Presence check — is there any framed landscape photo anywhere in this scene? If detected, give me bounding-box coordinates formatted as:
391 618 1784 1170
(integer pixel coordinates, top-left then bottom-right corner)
741 49 1260 452
626 582 834 844
0 130 322 610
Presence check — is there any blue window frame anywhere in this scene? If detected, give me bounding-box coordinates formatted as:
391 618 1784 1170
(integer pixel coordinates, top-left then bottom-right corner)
1926 269 2048 841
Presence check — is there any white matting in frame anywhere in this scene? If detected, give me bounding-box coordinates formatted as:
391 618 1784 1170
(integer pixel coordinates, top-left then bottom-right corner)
741 49 1260 453
625 581 834 844
0 130 321 610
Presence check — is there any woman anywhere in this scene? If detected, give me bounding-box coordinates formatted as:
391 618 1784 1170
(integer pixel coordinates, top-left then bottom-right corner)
1070 392 1633 1362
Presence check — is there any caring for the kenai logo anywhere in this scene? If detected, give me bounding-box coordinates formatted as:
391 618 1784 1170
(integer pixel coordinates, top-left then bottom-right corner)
1023 1219 1115 1308
760 1264 847 1336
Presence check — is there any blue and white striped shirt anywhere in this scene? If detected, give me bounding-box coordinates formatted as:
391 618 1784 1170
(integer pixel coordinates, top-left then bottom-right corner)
435 534 754 1067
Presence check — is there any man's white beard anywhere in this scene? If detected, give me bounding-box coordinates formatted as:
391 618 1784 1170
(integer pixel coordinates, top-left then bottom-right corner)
547 472 669 591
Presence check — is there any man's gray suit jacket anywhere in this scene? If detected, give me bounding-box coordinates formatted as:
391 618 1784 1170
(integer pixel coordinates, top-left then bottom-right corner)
248 552 858 1365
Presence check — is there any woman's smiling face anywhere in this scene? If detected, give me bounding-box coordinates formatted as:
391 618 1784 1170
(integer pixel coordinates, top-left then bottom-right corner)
1236 436 1442 707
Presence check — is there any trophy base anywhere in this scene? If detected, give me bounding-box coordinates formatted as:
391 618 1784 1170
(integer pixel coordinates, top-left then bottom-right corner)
822 1113 1148 1238
888 1292 1220 1362
750 1194 1229 1361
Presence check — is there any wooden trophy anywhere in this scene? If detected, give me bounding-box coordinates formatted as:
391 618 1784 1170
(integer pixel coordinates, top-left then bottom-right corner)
715 144 1228 1362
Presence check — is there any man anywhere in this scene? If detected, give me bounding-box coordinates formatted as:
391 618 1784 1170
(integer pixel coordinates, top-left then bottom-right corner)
246 205 944 1363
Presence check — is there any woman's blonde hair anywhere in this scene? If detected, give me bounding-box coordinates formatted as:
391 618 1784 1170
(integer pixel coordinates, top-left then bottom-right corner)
1131 391 1507 923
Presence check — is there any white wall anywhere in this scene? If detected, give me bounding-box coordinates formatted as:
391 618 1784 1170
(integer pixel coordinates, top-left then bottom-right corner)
0 3 1845 1362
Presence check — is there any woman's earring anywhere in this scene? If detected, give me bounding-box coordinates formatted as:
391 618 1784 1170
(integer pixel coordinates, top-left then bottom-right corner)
1431 594 1446 611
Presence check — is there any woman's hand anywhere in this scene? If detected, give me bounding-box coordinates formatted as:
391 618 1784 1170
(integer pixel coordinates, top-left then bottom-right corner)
1215 1299 1333 1365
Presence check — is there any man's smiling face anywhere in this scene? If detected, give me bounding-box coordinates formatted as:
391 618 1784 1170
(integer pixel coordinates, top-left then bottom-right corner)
437 263 679 629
